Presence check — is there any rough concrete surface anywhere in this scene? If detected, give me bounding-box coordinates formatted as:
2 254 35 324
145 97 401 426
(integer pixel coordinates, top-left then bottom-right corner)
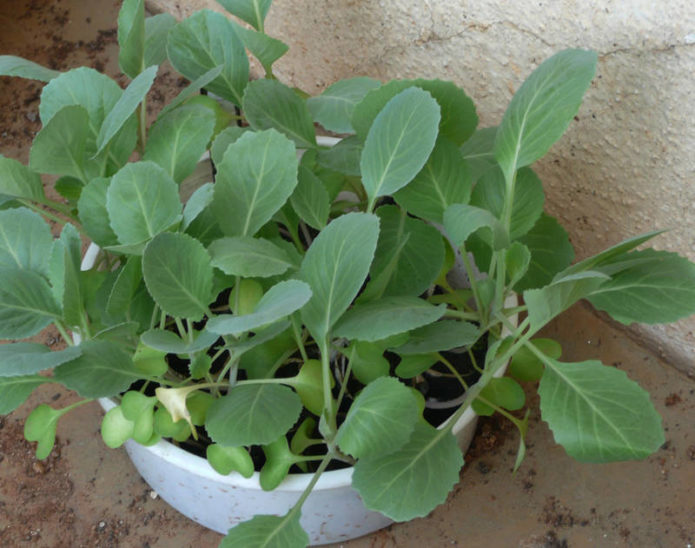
1 1 694 547
147 0 695 374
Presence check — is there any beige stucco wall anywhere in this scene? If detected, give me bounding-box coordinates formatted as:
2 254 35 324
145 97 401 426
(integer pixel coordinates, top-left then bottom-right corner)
148 0 695 374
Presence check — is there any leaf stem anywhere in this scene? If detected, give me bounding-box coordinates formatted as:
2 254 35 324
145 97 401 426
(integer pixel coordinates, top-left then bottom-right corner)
54 321 75 346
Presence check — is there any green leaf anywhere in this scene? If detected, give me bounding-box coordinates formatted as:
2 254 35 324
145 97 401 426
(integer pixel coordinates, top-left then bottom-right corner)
412 79 478 145
587 249 695 324
509 338 562 382
205 383 302 446
0 344 81 377
96 65 158 155
524 271 609 332
238 323 295 379
344 341 390 385
143 104 216 183
360 87 441 208
393 137 472 223
53 340 140 398
0 208 53 275
0 157 45 201
472 377 526 416
207 444 254 477
443 203 509 251
219 513 308 548
132 341 169 376
213 129 298 237
182 182 214 230
336 377 418 458
539 358 664 462
494 49 597 181
0 268 61 339
207 280 312 336
106 161 182 246
153 406 191 441
77 177 118 247
0 55 60 82
101 406 135 448
461 126 497 182
316 135 362 176
514 213 575 290
291 359 325 416
117 0 145 77
167 10 249 105
0 376 49 413
142 232 213 321
29 105 90 181
352 422 463 521
158 65 224 119
299 212 379 340
106 255 143 318
121 390 157 443
140 328 219 354
368 205 444 298
392 320 479 355
144 13 177 67
242 79 316 148
351 80 415 139
24 404 63 459
54 176 83 203
394 353 439 379
289 165 330 230
217 0 273 31
209 236 293 278
210 126 248 166
230 22 288 74
505 242 531 288
307 77 381 133
58 223 85 328
470 166 544 239
334 297 445 342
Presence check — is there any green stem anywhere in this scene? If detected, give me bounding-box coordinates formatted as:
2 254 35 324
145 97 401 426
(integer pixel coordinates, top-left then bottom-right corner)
290 314 308 363
438 353 469 390
475 394 526 430
54 321 74 346
443 309 480 321
291 452 333 512
460 245 484 315
319 337 336 436
138 97 147 153
335 347 355 412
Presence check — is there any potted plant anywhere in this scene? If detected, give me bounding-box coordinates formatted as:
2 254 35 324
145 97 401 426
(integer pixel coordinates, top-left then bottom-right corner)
1 0 695 546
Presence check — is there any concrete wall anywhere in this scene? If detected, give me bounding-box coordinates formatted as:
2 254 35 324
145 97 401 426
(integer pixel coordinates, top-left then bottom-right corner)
148 0 695 374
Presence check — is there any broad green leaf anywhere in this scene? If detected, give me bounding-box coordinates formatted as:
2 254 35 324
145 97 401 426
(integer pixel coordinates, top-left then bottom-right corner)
291 359 325 416
524 271 609 332
0 208 53 275
336 377 418 458
24 404 63 459
53 340 141 398
351 80 415 139
369 205 444 297
29 105 90 181
153 406 191 441
54 176 83 203
0 157 45 201
0 344 81 377
219 513 308 548
96 65 158 155
587 249 695 324
299 212 379 341
213 129 298 237
443 203 509 250
183 183 214 229
472 377 526 416
509 338 562 382
210 126 248 166
158 65 224 119
209 236 293 277
344 341 390 385
394 353 439 379
217 0 273 31
207 280 312 336
132 341 168 376
307 77 381 133
0 55 59 82
142 232 213 321
106 255 143 318
0 376 49 413
494 49 597 181
230 22 288 74
144 13 176 67
412 78 478 145
77 177 119 247
392 320 479 355
106 161 182 245
352 422 463 521
207 444 254 477
101 406 135 448
506 242 531 288
205 383 302 446
242 79 316 149
289 165 330 230
461 126 497 182
316 135 362 176
238 323 295 379
117 0 146 77
539 358 664 462
58 223 85 329
394 137 472 223
334 297 445 342
0 268 61 338
140 328 219 354
360 87 441 208
144 104 216 183
260 437 299 490
514 213 574 290
231 279 264 316
470 166 544 239
167 10 249 105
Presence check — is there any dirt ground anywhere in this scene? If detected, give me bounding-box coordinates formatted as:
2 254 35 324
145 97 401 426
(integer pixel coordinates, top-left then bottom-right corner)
1 1 694 547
